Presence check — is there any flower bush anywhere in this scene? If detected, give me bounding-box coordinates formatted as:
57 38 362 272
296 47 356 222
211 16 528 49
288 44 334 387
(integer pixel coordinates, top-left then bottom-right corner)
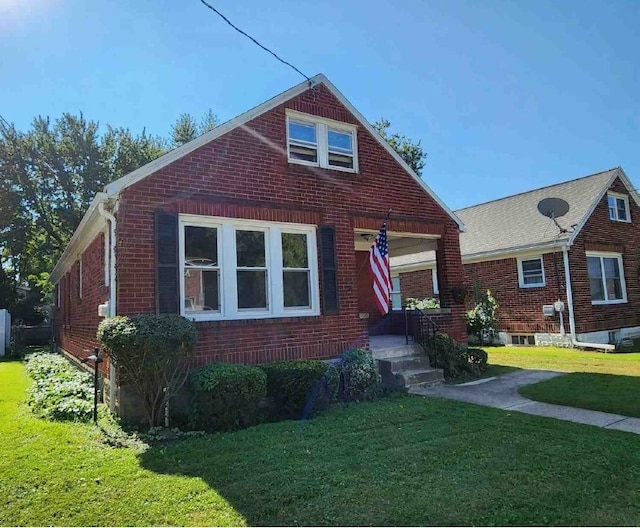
338 348 381 402
25 352 93 422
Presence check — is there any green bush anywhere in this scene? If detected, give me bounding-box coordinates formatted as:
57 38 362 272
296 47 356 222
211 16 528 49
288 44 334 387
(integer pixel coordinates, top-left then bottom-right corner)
429 334 489 379
465 348 488 376
259 360 339 420
339 349 381 402
406 297 440 310
97 314 197 426
189 363 267 432
25 352 93 422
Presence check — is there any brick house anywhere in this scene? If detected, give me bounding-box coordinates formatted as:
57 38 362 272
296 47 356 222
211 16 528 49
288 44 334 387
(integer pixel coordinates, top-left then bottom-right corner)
50 74 467 412
392 167 640 348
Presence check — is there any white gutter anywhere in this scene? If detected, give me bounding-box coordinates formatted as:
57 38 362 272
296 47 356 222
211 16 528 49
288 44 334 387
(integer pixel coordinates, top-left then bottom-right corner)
562 245 615 351
97 198 118 412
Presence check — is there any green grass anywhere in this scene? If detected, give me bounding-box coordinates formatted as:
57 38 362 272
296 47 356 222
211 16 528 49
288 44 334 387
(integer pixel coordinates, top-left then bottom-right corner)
520 373 640 418
484 346 640 376
2 359 640 526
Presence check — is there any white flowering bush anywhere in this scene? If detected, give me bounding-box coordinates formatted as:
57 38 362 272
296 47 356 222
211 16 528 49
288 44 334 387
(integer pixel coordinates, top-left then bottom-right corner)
338 348 381 402
25 352 94 422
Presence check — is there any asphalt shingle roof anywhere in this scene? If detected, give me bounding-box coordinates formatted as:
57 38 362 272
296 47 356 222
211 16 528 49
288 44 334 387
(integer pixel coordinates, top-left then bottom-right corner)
390 168 619 269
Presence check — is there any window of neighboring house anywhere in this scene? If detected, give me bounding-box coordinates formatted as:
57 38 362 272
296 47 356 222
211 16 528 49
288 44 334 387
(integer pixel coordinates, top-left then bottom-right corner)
180 216 319 320
287 111 357 172
587 252 627 304
607 193 631 222
431 268 439 295
391 276 402 311
517 257 545 288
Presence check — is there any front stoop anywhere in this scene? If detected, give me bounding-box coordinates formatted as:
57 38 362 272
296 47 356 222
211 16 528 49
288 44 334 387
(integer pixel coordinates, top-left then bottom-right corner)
376 350 444 391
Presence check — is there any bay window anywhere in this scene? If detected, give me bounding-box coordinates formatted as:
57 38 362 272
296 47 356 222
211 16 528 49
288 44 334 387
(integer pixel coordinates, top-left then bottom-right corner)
180 215 319 320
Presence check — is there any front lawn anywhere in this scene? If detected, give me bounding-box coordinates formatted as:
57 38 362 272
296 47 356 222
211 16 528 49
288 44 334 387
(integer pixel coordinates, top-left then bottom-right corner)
484 346 640 376
2 359 640 526
520 373 640 418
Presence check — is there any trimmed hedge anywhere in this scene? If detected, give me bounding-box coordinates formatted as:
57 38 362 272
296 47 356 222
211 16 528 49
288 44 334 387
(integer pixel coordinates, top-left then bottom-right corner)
259 360 339 420
189 363 267 432
430 333 489 379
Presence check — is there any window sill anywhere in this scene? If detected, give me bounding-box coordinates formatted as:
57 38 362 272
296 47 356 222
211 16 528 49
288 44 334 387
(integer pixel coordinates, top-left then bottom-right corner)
287 158 357 174
591 299 628 306
609 219 632 224
519 283 546 289
185 309 320 323
195 313 322 328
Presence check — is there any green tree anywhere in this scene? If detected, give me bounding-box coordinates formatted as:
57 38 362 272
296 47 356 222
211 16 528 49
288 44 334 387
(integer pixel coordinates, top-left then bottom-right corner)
465 284 499 345
0 114 165 291
372 118 427 176
170 113 199 146
170 109 219 147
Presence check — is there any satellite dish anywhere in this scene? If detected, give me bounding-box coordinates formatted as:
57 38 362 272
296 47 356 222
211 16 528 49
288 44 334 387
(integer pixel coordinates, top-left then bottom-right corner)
537 197 570 219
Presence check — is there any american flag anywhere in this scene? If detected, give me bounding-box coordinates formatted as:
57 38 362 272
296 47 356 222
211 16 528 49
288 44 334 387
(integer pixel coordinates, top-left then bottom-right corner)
369 223 391 315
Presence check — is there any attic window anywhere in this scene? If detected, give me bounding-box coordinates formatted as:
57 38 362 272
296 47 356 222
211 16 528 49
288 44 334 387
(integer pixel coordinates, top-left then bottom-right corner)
607 193 630 222
286 111 357 173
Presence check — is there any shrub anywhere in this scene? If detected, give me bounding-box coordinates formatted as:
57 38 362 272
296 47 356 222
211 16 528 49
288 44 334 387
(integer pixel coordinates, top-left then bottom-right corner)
429 334 489 380
97 314 197 426
259 360 339 420
465 287 499 345
25 352 93 422
189 363 267 432
338 348 381 402
406 297 440 310
464 348 488 376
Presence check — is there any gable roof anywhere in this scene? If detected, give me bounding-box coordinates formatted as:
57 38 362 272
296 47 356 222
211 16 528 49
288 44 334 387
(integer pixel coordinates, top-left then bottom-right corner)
104 73 463 230
51 74 463 284
390 167 638 269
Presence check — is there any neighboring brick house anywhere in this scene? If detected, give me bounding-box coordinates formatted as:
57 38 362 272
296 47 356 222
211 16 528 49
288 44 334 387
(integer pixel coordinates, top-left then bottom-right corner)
50 74 467 414
391 168 640 348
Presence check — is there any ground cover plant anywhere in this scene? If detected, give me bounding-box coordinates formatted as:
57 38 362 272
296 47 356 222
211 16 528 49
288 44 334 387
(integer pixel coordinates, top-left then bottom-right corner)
25 351 93 422
2 359 640 526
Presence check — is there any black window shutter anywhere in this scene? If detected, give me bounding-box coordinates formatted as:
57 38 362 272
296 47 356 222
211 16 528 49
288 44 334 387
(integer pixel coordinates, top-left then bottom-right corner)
155 212 180 314
319 225 339 315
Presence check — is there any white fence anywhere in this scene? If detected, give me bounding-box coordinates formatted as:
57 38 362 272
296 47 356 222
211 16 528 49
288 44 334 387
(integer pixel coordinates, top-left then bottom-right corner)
0 310 10 357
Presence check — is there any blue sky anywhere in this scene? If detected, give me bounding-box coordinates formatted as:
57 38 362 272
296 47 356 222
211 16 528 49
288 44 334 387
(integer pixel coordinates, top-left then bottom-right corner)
1 0 638 209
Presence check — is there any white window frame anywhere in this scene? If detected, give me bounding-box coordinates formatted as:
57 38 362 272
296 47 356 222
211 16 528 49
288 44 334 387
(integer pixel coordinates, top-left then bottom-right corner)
431 268 439 295
586 251 627 305
517 256 546 288
607 192 631 223
179 215 320 321
390 275 402 311
286 110 358 173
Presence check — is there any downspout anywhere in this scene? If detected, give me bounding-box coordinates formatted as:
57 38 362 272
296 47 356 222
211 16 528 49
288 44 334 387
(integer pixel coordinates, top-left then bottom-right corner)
562 246 577 343
98 199 118 412
562 245 615 351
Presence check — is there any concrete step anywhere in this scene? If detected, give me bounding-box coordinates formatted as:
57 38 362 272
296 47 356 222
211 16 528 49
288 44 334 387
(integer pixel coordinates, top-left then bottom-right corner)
371 343 422 360
377 354 444 390
380 354 432 371
400 368 444 386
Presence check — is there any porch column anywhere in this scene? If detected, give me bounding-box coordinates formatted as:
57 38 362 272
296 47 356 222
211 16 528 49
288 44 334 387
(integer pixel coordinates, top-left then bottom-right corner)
435 227 468 343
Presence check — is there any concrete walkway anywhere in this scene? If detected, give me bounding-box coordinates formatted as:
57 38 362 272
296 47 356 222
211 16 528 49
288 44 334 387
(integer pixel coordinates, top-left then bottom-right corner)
410 369 640 435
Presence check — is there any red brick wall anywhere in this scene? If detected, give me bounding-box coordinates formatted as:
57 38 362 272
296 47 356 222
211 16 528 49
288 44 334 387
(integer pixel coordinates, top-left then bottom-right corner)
463 255 565 334
114 82 466 363
568 177 640 334
399 269 436 303
54 233 110 373
461 177 640 336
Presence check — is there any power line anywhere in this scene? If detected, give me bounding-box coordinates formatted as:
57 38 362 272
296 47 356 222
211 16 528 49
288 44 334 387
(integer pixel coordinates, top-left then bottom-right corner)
198 0 310 82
